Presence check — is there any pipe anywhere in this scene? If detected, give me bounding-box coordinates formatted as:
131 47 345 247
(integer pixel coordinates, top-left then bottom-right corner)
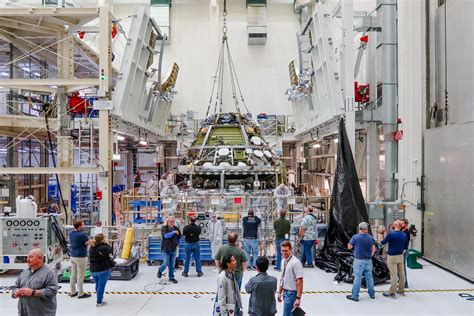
378 0 398 202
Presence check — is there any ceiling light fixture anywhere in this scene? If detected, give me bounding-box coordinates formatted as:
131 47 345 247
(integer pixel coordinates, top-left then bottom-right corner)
139 140 148 146
313 143 321 149
116 135 125 141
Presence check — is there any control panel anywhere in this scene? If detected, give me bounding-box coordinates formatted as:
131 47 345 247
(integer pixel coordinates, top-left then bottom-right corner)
1 217 47 255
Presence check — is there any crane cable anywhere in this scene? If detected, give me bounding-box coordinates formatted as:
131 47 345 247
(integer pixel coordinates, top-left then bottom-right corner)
205 0 250 116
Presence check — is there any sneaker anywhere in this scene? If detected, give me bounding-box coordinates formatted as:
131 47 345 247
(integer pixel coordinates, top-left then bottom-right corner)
383 292 396 299
96 302 107 307
397 291 406 296
69 292 78 298
78 293 91 299
247 267 252 271
197 272 203 277
274 267 281 271
157 270 162 278
182 272 188 277
370 295 376 299
346 295 359 302
169 278 178 284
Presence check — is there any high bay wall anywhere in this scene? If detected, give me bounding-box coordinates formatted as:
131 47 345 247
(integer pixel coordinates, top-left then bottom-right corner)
399 0 473 281
422 0 474 281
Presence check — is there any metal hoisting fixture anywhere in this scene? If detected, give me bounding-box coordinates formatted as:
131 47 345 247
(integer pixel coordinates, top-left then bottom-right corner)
206 0 250 117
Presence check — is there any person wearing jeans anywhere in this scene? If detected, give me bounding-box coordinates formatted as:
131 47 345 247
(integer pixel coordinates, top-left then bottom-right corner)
278 241 303 316
243 239 259 270
282 290 297 316
300 240 315 267
89 233 113 307
157 215 181 283
346 222 376 302
92 269 111 307
299 207 318 267
182 216 203 277
242 210 261 270
351 259 376 300
183 243 203 277
273 210 291 271
159 250 177 280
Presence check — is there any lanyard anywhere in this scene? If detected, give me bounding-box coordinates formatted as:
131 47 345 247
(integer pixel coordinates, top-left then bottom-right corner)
280 255 292 288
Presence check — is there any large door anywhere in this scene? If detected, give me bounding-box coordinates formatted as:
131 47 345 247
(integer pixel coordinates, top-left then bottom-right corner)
424 123 474 281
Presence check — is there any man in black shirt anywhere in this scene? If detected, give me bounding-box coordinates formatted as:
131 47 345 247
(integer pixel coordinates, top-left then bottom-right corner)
182 216 203 277
401 218 410 288
243 210 262 271
158 216 181 283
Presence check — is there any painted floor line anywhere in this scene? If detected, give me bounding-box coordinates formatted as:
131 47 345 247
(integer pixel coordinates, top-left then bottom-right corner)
1 289 473 295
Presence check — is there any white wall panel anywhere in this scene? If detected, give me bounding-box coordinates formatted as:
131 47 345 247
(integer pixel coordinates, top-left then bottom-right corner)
159 0 299 118
445 0 474 125
424 123 474 281
397 0 425 250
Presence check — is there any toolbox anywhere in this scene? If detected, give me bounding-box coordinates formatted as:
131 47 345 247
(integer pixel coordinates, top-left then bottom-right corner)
109 258 139 280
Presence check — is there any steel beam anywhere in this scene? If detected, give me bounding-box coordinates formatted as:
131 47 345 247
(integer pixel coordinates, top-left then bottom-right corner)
97 7 113 227
342 0 356 158
1 167 102 174
378 0 398 201
0 7 99 17
366 122 378 202
0 79 100 87
0 115 59 131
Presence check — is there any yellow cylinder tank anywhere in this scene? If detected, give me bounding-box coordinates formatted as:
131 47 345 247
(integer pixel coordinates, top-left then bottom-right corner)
121 227 134 259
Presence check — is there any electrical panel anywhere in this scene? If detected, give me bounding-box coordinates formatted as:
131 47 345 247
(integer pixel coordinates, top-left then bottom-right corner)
1 218 47 255
0 216 63 269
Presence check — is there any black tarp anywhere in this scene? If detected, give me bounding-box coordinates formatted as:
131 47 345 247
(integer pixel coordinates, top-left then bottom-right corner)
314 119 390 284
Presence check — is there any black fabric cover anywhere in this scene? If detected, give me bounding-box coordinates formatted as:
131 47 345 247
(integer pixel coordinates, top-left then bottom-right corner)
314 119 390 284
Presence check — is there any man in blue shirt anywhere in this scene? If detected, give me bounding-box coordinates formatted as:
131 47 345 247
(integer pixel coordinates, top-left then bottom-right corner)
242 210 261 270
346 222 376 302
381 220 407 298
68 220 92 299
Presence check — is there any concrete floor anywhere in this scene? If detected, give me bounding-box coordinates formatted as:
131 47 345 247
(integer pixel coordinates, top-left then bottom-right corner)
0 259 472 316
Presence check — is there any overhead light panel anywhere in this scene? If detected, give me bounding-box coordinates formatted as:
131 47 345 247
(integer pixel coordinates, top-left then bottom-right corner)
21 67 31 72
116 135 125 141
313 143 321 148
139 140 148 146
1 72 8 76
33 72 40 77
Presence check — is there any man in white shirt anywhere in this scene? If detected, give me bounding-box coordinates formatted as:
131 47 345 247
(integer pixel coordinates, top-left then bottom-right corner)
208 212 223 265
274 184 291 211
160 180 180 215
158 173 169 194
277 241 303 316
146 175 158 196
